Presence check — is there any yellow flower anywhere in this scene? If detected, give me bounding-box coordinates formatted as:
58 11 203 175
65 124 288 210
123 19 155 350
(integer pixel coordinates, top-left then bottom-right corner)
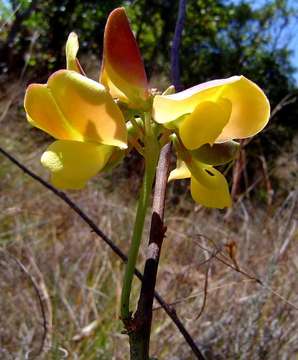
154 76 270 208
24 34 127 189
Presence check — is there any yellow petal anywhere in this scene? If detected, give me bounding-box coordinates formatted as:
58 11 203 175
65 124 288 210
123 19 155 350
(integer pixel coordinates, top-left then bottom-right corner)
48 70 127 148
179 99 232 150
168 159 191 181
189 162 232 208
216 76 270 141
153 76 240 124
100 7 148 107
191 175 231 209
41 140 113 189
153 76 270 141
66 32 81 73
24 83 80 140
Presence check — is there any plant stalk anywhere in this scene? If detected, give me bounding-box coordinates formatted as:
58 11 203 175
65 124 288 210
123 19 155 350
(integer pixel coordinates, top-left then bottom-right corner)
128 142 172 359
121 112 159 323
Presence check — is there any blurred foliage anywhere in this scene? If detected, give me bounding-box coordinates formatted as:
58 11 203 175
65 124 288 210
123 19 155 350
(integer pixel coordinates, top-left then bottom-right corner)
0 0 297 173
0 0 125 73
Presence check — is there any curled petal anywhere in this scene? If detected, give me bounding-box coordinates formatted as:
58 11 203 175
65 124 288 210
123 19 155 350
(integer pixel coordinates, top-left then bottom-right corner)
168 160 191 182
25 70 127 148
65 32 81 73
153 76 270 141
179 99 232 150
100 7 148 106
153 76 240 124
41 140 113 189
24 83 80 140
48 70 127 148
189 162 232 208
216 77 270 141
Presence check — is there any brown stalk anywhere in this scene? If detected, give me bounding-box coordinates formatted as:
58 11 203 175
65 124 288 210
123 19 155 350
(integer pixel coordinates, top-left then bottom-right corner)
128 143 171 358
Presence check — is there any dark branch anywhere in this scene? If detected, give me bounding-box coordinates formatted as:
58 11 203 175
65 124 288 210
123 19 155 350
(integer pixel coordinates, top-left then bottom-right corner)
171 0 186 90
0 146 204 358
130 142 205 359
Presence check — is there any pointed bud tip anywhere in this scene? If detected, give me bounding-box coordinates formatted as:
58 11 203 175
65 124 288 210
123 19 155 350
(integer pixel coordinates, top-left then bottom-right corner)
102 6 148 102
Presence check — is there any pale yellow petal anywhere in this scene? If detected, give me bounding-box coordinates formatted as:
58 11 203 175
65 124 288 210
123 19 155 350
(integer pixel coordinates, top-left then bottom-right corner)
216 76 270 141
179 99 232 150
48 70 127 148
66 32 80 72
153 76 240 124
41 140 113 189
153 76 270 142
168 160 191 181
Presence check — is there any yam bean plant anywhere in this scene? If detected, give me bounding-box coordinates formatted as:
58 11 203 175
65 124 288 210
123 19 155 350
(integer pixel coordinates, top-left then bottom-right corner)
0 0 297 359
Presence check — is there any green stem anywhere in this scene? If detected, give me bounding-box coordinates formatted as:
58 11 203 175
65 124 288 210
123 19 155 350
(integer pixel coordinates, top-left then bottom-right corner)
121 112 159 322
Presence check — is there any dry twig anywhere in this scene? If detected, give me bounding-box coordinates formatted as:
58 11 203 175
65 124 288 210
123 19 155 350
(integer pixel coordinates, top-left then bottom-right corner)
1 251 49 358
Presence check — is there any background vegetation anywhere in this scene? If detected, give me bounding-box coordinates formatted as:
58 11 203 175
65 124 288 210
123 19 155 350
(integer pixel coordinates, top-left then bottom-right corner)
0 0 297 359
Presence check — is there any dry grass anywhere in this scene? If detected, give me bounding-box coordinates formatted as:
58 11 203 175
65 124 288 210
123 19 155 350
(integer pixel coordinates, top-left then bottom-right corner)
0 82 297 359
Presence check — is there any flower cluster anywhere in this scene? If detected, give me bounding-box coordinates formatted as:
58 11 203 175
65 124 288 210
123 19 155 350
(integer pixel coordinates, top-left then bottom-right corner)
24 7 270 208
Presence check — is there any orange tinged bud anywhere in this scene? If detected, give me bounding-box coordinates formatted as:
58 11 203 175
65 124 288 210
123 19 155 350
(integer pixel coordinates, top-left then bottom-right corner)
101 7 148 107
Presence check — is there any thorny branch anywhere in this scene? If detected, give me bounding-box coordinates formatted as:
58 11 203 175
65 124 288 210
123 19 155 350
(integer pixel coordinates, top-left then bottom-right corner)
0 146 204 358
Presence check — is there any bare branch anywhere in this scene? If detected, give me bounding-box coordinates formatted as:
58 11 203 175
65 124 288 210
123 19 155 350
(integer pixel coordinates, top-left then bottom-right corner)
129 143 171 357
26 250 52 354
195 263 210 321
1 251 49 358
270 94 297 120
171 0 186 90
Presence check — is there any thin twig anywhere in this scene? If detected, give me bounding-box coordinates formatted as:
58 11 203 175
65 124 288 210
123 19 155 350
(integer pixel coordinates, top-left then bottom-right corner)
26 249 52 354
194 237 298 311
195 263 210 320
194 238 263 283
0 146 204 358
171 0 186 91
1 251 48 358
153 279 254 311
155 230 298 313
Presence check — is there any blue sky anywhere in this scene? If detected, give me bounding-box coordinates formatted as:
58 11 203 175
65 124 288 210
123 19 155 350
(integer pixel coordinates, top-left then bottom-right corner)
231 0 298 83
